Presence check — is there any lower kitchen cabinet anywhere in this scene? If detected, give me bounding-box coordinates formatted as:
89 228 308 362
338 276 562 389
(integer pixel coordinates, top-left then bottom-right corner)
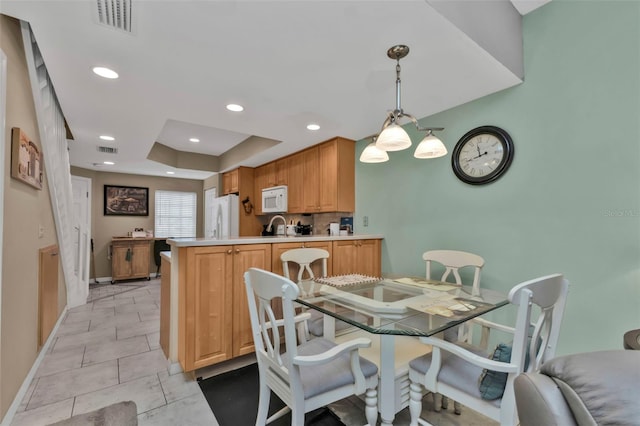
331 239 382 277
178 244 271 372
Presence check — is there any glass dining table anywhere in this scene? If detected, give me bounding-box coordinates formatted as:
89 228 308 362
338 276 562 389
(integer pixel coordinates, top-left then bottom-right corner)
295 275 509 426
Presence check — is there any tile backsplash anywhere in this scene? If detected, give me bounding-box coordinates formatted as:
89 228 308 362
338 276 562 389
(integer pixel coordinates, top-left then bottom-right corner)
258 212 353 236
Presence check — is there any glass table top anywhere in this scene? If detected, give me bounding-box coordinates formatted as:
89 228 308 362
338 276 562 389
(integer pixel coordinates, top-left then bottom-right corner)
295 276 509 337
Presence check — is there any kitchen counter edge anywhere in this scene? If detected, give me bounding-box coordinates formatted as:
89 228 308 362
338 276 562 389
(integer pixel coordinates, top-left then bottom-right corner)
167 234 384 247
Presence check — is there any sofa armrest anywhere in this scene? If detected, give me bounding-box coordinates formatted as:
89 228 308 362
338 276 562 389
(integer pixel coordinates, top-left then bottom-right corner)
514 373 577 426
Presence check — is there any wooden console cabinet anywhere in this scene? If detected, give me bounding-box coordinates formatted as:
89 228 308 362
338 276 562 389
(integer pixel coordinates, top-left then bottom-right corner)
111 238 152 283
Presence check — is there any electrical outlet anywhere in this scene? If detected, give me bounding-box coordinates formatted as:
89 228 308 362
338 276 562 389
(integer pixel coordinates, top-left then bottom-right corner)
363 216 369 227
38 224 45 238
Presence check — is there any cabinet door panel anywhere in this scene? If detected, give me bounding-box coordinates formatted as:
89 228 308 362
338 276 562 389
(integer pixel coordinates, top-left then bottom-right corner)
185 246 233 370
232 244 272 357
331 240 359 276
302 147 320 212
112 245 131 280
130 242 150 277
287 152 305 213
356 239 381 276
318 140 338 211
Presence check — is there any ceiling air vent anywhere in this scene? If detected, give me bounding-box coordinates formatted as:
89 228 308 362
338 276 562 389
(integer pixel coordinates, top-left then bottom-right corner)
95 0 133 33
98 146 118 154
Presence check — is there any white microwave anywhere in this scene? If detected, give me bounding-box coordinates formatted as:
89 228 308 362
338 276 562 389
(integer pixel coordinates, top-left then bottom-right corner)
262 185 288 213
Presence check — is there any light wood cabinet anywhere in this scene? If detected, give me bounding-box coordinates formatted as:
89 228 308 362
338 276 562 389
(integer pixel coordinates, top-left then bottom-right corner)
318 137 355 212
332 239 382 277
111 238 151 283
222 169 239 195
222 167 260 236
253 163 275 216
274 158 288 185
178 244 271 371
160 254 171 359
286 151 305 214
299 137 355 213
302 146 321 212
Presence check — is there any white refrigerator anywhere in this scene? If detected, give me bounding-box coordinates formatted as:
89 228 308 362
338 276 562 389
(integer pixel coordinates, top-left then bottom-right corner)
205 194 239 239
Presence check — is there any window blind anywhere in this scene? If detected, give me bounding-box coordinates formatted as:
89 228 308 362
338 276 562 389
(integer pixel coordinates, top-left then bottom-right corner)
154 190 197 238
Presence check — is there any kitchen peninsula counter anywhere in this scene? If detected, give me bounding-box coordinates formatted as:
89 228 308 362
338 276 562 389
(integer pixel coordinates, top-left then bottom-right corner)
164 234 384 373
167 234 384 247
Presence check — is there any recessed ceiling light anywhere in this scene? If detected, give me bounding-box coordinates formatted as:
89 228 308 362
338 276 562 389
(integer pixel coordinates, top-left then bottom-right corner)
100 135 115 141
92 67 119 79
166 171 175 175
307 123 320 131
103 161 115 165
189 138 200 143
226 104 244 112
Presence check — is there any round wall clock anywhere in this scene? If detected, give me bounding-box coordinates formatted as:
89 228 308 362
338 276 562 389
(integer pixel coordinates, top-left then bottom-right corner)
451 126 514 185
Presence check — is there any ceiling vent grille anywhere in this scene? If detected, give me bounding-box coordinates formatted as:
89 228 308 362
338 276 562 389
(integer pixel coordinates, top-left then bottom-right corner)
98 146 118 154
95 0 133 33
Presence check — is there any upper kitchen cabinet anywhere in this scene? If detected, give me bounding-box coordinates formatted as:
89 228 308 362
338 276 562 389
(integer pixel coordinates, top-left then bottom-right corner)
286 151 305 213
254 159 289 215
222 168 239 195
303 137 355 213
222 167 261 236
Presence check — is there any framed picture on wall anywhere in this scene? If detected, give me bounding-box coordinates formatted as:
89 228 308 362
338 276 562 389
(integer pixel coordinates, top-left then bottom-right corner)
11 127 44 190
104 185 149 216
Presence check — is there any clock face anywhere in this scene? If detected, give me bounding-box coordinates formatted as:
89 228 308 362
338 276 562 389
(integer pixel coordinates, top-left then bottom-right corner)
452 126 514 185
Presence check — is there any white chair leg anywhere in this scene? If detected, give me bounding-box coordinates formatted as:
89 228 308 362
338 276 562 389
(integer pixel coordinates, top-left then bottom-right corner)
433 393 442 412
364 387 378 426
291 406 305 426
441 394 448 410
453 400 461 415
409 382 423 426
256 382 270 425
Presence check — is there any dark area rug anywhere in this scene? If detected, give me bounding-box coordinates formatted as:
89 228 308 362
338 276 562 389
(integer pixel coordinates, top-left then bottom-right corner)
46 401 137 426
199 363 345 426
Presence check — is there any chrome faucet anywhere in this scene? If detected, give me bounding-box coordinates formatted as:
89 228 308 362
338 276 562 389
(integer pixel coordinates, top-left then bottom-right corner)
267 215 287 235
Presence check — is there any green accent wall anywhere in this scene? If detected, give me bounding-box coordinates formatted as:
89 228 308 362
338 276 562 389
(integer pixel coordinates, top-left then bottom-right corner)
355 0 640 355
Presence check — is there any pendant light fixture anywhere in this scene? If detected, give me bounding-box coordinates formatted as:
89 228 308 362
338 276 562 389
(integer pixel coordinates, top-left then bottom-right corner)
359 136 389 163
368 44 447 161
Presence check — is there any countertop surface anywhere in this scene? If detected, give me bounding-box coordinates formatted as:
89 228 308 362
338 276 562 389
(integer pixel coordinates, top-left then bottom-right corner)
167 234 384 247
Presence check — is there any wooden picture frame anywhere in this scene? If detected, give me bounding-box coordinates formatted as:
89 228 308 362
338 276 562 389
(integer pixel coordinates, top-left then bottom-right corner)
11 127 43 190
104 185 149 216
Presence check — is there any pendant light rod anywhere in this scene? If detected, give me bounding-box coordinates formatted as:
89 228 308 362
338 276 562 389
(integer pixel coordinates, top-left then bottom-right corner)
370 44 448 158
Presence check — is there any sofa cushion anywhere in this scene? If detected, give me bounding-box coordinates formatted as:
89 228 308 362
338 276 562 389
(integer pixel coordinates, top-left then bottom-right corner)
541 350 640 425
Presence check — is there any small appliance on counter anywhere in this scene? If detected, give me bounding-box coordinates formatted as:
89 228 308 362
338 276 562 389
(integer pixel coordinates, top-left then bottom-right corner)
340 216 354 234
296 224 312 235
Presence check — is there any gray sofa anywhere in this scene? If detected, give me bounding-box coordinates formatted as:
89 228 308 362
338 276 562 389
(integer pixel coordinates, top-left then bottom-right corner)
514 350 640 425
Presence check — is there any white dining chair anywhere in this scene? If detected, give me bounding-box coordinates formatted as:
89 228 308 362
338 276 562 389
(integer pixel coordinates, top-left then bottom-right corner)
407 273 570 426
423 249 485 414
281 248 329 340
244 267 379 426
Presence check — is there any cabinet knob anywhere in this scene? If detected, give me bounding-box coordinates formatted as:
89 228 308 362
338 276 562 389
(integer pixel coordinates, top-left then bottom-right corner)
226 249 232 255
235 248 240 254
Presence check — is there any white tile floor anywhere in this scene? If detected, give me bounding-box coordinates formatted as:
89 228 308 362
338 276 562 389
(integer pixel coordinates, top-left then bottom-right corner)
11 279 218 426
10 278 496 426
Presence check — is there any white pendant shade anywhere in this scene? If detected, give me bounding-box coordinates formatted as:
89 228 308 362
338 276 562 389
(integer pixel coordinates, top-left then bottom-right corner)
414 134 448 159
360 142 389 163
376 124 412 151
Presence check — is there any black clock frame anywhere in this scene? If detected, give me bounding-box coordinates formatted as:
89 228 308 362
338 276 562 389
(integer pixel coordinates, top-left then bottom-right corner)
451 125 514 185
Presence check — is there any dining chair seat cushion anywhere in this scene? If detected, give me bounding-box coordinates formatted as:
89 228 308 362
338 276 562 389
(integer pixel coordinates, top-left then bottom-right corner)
409 342 501 408
282 337 379 399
